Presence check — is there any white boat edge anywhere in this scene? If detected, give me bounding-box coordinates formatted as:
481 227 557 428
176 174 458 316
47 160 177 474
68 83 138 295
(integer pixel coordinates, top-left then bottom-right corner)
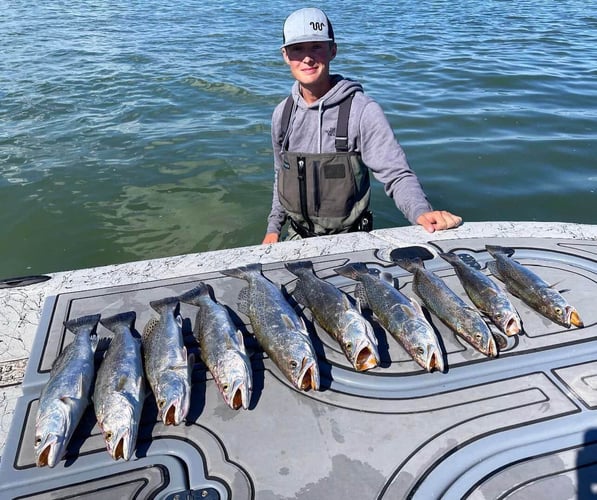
1 220 596 458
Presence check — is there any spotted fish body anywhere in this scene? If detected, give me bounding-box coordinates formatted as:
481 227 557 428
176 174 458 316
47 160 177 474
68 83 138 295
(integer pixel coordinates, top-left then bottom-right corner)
485 245 583 328
334 262 444 372
93 311 144 461
179 283 252 410
395 258 498 358
286 260 379 371
440 252 522 336
34 314 100 468
142 297 192 425
221 263 319 391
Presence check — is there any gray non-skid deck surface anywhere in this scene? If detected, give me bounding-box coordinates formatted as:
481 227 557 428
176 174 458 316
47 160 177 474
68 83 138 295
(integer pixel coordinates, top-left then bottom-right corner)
1 237 597 499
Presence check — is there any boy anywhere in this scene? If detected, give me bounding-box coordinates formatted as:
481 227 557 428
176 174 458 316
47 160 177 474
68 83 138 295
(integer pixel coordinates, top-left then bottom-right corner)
263 8 461 243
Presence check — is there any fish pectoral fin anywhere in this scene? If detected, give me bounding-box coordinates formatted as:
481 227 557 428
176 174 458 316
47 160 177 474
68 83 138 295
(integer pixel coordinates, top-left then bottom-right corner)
341 293 353 310
234 330 247 354
115 375 128 392
408 297 425 316
75 373 85 399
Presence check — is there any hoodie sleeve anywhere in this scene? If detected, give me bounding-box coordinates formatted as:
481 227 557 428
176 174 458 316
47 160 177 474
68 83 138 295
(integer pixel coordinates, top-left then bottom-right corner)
265 102 288 235
358 100 433 225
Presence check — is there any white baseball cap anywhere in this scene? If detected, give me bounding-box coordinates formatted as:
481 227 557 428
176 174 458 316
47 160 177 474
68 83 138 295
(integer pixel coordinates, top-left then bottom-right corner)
281 8 335 49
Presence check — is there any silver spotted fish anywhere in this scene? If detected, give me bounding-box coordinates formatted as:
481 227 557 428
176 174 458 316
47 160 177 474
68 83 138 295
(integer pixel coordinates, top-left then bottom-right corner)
221 263 319 391
334 262 444 372
395 258 498 357
142 297 193 425
93 311 145 461
34 314 100 467
485 245 583 328
179 283 252 410
440 252 522 336
285 260 379 372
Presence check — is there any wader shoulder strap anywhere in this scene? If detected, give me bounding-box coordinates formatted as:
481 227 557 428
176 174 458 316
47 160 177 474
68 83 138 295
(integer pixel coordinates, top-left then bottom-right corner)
334 92 355 152
279 96 295 150
279 92 356 152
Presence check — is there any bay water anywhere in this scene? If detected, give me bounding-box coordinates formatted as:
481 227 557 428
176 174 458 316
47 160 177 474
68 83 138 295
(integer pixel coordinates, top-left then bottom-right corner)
1 0 596 278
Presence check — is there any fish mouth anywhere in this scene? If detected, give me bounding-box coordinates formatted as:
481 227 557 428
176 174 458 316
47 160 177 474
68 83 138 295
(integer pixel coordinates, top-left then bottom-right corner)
426 347 445 373
35 434 60 468
160 399 186 426
569 308 584 328
355 346 379 372
504 315 522 336
297 358 319 391
109 428 132 461
228 380 249 410
486 335 499 357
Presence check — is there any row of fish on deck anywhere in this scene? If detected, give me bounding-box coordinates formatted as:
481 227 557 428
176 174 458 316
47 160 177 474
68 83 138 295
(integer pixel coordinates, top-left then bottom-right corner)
34 245 583 468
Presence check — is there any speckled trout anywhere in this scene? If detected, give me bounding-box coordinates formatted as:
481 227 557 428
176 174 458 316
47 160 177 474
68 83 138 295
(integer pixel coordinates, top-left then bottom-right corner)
285 260 379 372
440 252 522 336
34 314 100 467
94 311 144 461
179 283 252 410
334 262 444 372
221 263 319 391
395 258 498 358
485 245 583 328
143 297 193 425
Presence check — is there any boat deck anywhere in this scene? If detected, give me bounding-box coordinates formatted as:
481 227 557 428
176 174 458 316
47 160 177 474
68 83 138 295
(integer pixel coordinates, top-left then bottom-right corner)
1 221 596 499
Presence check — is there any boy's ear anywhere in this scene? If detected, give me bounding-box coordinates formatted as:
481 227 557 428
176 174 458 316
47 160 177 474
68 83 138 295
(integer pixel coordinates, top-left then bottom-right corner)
281 47 290 64
330 43 337 61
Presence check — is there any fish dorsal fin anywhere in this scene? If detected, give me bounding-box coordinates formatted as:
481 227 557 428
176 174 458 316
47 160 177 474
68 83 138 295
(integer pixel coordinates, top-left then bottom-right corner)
143 317 160 339
237 287 251 316
354 283 369 310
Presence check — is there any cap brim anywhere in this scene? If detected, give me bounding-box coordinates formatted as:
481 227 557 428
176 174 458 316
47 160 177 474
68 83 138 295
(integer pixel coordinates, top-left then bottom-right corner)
281 36 334 49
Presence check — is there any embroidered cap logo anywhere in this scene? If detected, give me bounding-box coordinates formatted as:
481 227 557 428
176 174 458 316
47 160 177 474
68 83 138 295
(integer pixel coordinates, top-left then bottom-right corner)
310 21 325 32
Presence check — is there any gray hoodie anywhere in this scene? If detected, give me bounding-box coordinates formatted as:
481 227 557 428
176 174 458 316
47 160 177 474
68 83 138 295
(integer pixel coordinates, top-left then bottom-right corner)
266 75 433 235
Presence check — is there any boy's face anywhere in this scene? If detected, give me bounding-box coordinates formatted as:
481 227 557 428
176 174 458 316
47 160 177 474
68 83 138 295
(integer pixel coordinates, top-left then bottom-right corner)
282 42 337 90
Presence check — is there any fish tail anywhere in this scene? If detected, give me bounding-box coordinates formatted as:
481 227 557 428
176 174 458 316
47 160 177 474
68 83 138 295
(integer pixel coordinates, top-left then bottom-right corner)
439 252 460 265
100 311 136 333
284 260 314 276
334 262 369 280
63 314 101 336
178 282 211 306
485 245 515 258
220 263 262 280
149 296 180 315
394 257 424 274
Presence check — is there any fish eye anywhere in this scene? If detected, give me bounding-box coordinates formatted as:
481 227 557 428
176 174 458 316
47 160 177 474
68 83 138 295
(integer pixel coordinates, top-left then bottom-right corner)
158 399 166 409
105 431 113 441
345 342 353 353
476 333 482 340
417 347 425 355
289 360 298 369
35 436 41 446
555 307 563 315
222 383 229 391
